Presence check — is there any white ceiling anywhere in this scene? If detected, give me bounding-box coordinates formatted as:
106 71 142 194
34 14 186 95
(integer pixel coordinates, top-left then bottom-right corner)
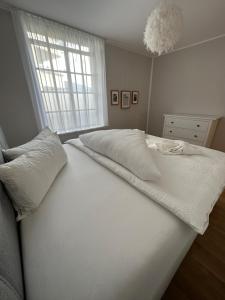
5 0 225 56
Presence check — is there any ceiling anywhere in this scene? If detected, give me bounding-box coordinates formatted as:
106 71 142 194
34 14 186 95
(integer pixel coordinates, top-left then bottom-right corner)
5 0 225 56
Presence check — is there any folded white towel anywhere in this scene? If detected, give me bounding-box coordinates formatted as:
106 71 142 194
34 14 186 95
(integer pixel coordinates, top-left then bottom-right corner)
147 139 202 155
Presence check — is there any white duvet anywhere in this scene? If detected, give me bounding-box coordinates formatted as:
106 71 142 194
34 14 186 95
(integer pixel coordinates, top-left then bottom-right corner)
21 144 196 300
67 133 225 234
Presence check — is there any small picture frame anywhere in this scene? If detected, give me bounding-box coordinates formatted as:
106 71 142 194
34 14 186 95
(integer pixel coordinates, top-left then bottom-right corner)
121 91 131 109
132 91 139 104
111 90 119 105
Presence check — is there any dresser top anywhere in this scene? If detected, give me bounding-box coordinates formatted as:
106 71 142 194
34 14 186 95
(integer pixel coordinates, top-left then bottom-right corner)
164 113 221 121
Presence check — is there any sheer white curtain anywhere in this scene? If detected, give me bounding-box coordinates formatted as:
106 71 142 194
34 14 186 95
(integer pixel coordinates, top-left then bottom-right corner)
12 10 108 133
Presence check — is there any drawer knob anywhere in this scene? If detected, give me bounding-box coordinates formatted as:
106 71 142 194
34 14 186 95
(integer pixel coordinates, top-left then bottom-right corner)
197 124 200 127
194 135 198 138
169 130 173 133
170 121 174 124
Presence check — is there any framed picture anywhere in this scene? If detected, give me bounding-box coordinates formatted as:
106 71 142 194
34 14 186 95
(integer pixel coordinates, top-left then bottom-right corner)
121 91 131 109
111 90 119 105
132 91 139 104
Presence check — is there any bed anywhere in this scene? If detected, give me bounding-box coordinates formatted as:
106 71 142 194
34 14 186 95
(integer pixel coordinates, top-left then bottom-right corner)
2 128 225 300
20 143 196 300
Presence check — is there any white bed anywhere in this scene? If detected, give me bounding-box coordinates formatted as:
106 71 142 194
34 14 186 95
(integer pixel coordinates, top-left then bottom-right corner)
21 143 196 300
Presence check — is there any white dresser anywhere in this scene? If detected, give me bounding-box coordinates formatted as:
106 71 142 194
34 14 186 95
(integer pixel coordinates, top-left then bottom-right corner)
162 114 220 147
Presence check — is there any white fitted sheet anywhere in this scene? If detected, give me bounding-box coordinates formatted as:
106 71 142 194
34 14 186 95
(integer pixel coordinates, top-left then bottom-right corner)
21 144 196 300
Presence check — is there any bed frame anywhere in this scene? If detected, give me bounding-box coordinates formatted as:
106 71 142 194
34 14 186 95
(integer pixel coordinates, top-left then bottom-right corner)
0 128 24 300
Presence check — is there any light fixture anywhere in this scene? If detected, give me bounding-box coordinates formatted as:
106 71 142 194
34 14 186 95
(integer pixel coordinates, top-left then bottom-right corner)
143 1 183 55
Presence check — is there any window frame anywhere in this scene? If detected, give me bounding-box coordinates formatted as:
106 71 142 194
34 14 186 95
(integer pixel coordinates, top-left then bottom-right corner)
28 32 103 134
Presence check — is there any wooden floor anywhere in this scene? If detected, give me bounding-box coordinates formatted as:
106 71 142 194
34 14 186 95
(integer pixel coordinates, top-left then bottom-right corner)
163 190 225 300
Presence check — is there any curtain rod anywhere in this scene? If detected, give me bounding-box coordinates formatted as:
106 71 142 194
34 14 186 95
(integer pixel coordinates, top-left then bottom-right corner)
0 0 104 40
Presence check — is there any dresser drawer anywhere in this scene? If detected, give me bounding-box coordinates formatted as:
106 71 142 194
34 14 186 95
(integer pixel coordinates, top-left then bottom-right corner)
164 116 209 132
162 114 220 147
164 126 206 142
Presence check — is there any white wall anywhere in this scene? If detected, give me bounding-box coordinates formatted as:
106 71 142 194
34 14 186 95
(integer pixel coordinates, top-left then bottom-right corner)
148 37 225 137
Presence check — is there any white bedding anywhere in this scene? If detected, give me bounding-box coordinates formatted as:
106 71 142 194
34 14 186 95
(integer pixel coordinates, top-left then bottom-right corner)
67 134 225 234
79 129 160 180
21 144 196 300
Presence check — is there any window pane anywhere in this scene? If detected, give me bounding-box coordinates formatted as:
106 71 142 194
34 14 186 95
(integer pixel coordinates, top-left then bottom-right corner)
74 93 88 110
50 48 66 71
81 45 90 52
83 75 93 92
71 74 83 92
66 42 80 50
37 70 54 91
47 112 62 131
43 92 73 112
73 93 78 109
48 37 64 46
89 110 98 126
75 111 87 128
42 93 59 111
55 72 69 92
58 93 72 111
82 55 91 74
69 52 82 73
61 112 75 130
28 32 46 42
80 111 88 127
31 44 51 69
86 94 96 109
77 94 86 110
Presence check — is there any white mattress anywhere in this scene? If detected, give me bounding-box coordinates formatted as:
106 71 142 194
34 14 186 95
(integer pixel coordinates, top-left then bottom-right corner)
21 144 196 300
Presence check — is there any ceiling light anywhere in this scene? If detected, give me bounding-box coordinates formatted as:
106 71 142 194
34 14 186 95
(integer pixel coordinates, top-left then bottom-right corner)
144 1 183 55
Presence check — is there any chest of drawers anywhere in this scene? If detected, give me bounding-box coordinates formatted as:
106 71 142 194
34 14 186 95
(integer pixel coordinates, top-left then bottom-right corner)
162 114 220 147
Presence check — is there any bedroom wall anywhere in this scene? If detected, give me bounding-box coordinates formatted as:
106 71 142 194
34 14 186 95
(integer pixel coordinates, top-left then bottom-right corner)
148 37 225 137
0 8 151 146
105 44 151 130
0 9 39 147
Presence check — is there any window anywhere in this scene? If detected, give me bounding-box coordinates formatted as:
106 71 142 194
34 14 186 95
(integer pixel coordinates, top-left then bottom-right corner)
14 11 108 133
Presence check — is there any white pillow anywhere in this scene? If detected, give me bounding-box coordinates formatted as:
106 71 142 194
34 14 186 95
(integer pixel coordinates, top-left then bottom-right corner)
3 127 53 161
79 129 160 181
0 137 67 220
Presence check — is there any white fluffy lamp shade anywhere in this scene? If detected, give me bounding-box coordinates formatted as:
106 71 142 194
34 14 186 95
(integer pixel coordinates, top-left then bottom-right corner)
143 1 183 55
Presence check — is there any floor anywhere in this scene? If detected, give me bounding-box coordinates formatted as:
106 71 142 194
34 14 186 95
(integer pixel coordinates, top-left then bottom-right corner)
163 190 225 300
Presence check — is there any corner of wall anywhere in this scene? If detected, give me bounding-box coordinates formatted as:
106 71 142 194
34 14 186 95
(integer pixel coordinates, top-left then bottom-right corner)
146 57 154 133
